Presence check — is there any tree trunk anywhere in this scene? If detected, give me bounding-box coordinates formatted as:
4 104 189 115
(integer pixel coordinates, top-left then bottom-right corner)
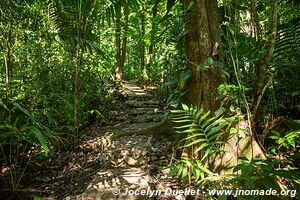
145 0 159 71
183 0 265 174
149 1 158 55
183 0 224 112
120 6 128 74
124 0 266 175
249 0 261 40
115 4 123 81
72 49 83 137
2 18 13 98
252 0 279 122
140 5 147 79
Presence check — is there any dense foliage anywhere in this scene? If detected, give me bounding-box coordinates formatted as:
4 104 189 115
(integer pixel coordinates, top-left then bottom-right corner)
0 0 299 199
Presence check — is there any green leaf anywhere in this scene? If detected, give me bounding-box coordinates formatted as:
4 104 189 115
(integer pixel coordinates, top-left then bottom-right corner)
208 131 226 141
29 126 49 156
202 148 212 160
195 107 204 120
215 107 226 117
177 165 183 177
194 143 209 153
233 162 248 173
174 124 196 129
202 116 217 129
34 196 43 200
180 70 192 83
0 99 9 111
207 57 213 65
182 104 189 111
12 102 44 129
173 119 194 123
229 105 235 112
181 166 188 180
246 176 258 187
198 111 211 125
204 117 222 132
230 127 238 134
262 177 277 189
218 194 227 200
206 126 222 136
185 1 194 11
197 64 210 71
292 91 300 97
183 138 207 148
193 167 201 182
275 170 300 180
238 129 246 138
176 128 201 135
170 116 191 121
180 132 206 141
170 110 186 114
224 116 237 124
168 165 179 177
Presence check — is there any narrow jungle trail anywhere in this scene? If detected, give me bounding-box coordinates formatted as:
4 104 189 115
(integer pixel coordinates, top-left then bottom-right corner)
73 81 175 200
32 81 198 200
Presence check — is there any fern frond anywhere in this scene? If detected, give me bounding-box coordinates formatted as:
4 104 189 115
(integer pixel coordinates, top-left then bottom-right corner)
171 104 230 157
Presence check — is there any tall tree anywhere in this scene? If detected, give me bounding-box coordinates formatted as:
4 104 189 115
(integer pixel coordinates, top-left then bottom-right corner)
0 1 15 98
140 3 147 79
52 0 97 136
115 2 129 81
252 0 279 122
182 0 265 173
183 0 224 112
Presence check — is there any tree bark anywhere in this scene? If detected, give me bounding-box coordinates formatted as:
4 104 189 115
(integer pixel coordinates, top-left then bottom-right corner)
252 0 279 121
72 48 83 139
183 0 265 174
115 4 123 81
120 6 128 73
124 0 266 175
140 5 147 79
2 18 13 98
183 0 224 112
115 4 128 81
149 1 158 55
249 0 261 40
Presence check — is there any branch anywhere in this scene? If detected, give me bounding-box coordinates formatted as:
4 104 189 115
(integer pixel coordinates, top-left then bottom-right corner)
252 74 275 118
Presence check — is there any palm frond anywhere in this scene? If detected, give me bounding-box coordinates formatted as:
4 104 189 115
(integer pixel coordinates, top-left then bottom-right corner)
273 18 300 61
50 0 107 57
169 104 235 185
170 104 229 160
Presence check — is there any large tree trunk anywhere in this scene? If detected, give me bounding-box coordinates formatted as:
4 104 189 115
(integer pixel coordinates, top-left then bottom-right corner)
126 0 266 175
183 0 265 173
183 0 224 113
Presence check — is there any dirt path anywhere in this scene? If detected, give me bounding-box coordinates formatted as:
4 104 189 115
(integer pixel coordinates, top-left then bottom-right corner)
72 81 171 199
42 81 184 200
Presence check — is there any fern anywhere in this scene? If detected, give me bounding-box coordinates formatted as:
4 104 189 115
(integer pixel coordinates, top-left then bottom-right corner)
169 104 235 184
274 18 300 62
170 104 230 160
